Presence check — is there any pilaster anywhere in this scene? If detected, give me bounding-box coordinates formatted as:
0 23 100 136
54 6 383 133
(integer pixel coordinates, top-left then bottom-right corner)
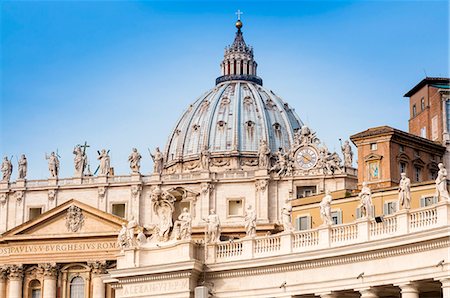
7 265 23 298
90 261 107 298
40 263 58 298
440 277 450 298
397 282 419 298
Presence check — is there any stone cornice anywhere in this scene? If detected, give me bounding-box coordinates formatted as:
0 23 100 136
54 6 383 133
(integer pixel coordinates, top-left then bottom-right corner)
206 237 449 279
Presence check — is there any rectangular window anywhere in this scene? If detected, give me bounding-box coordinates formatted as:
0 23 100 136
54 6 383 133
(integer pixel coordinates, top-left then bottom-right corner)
399 144 405 152
420 196 438 207
400 162 407 174
420 127 427 138
356 206 375 219
413 104 417 117
29 207 42 221
432 115 438 140
112 203 126 218
331 210 342 225
421 97 425 111
370 143 377 150
228 199 244 216
415 167 421 182
295 216 311 231
296 186 316 198
383 201 397 215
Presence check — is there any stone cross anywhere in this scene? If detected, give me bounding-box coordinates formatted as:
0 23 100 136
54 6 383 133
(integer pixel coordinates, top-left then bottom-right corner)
235 9 243 20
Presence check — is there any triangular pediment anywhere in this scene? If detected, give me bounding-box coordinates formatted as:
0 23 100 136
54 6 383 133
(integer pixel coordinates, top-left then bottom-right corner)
364 153 383 162
2 199 126 240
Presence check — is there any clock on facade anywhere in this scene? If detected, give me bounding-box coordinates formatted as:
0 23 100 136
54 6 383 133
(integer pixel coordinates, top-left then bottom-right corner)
295 147 318 170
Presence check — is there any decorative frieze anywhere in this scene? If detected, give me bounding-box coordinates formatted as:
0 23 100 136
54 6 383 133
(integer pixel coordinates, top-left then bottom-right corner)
255 180 268 192
65 205 84 232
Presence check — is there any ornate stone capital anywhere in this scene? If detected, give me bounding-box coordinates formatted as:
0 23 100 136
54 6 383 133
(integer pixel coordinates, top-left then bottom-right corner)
98 186 107 200
255 180 268 192
0 193 7 205
0 266 8 280
130 185 142 199
15 191 24 204
89 261 107 275
8 265 23 280
39 263 58 279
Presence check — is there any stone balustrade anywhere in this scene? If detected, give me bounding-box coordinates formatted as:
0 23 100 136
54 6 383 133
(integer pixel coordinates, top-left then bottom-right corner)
206 201 450 264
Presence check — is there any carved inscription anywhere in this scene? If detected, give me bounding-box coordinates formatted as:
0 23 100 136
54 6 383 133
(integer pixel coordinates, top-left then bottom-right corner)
0 241 117 256
121 280 189 297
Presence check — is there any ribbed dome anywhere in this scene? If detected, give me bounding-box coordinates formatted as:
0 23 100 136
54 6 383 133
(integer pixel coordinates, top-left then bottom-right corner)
164 81 303 166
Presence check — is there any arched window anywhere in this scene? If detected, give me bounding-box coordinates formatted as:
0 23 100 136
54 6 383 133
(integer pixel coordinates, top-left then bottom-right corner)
70 276 85 298
29 280 41 298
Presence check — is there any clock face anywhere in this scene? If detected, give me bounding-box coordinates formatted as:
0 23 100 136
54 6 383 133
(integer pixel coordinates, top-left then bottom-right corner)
295 147 318 170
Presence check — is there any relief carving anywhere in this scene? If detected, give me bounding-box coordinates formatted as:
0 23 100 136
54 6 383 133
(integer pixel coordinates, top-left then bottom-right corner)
65 205 84 232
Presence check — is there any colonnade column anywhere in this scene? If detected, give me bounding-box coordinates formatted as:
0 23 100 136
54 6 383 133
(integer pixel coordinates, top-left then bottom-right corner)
90 261 107 298
7 265 23 298
399 283 419 298
359 288 378 298
441 278 450 298
41 263 58 298
0 267 7 298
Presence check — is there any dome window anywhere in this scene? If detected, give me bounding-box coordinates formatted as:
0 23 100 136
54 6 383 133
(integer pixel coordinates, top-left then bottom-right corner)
192 124 200 131
243 96 253 105
217 121 227 128
245 121 255 128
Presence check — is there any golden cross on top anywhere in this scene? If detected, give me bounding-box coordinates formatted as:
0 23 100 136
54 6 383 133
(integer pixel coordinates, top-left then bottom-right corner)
235 9 243 20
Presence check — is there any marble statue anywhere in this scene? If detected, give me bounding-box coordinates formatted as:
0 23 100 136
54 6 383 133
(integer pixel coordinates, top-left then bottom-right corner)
358 182 373 218
97 149 110 176
244 205 257 237
150 147 164 175
398 173 411 210
136 227 147 247
174 207 192 240
258 140 271 169
205 209 221 243
128 148 142 173
1 157 12 182
320 191 333 226
271 148 291 176
117 223 129 251
435 163 450 201
127 217 138 246
46 152 60 178
341 140 353 167
200 146 211 170
73 145 87 177
281 200 293 232
151 189 175 242
17 154 27 179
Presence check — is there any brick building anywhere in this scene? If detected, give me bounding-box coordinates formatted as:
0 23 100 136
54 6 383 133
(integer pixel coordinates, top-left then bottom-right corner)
350 126 446 189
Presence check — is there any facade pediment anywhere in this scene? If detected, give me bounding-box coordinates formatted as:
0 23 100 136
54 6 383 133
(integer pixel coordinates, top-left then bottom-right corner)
364 153 383 161
1 199 126 239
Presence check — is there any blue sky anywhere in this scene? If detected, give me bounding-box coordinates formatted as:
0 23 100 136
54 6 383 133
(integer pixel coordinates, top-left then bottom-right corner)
1 1 449 179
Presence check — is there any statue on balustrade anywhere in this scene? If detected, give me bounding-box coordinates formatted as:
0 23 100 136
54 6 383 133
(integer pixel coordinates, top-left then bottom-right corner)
127 216 138 245
97 149 110 176
320 190 333 226
398 173 411 210
281 200 293 232
200 146 211 170
358 182 373 218
46 152 60 178
118 223 130 251
435 163 450 202
17 154 27 179
150 147 164 175
258 140 271 169
174 207 192 240
1 157 12 182
205 209 221 243
245 205 257 237
136 227 147 247
128 148 142 174
341 140 353 168
73 145 87 177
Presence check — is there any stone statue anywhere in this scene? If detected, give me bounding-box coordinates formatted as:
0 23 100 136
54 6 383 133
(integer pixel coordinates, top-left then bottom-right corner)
244 205 257 237
435 163 450 201
136 227 147 247
200 145 211 170
281 200 293 232
46 152 60 178
320 191 333 226
1 157 12 182
17 154 27 179
358 182 373 218
341 140 353 167
205 209 220 243
151 189 175 242
128 148 142 173
398 173 411 210
73 145 87 177
258 140 270 169
150 147 164 175
117 223 129 251
175 208 192 240
126 217 138 246
97 149 110 176
270 148 291 176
